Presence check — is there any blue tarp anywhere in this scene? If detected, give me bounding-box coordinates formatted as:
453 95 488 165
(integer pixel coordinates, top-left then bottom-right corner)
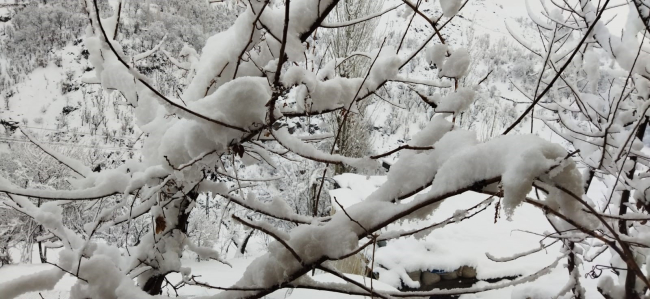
426 269 449 274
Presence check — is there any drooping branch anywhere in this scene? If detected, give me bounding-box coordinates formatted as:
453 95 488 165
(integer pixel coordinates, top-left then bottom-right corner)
320 3 404 28
232 215 303 265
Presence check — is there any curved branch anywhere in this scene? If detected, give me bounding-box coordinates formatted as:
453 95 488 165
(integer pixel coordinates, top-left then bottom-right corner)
232 215 303 264
370 144 433 160
321 3 404 28
19 127 91 178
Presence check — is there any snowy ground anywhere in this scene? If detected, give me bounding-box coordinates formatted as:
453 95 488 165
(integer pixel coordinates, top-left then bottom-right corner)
0 177 614 298
329 174 614 299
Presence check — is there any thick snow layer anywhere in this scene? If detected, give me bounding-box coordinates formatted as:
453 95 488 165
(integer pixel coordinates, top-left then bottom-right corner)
0 253 393 299
331 174 558 281
282 65 364 113
145 76 270 168
439 0 463 18
426 44 448 68
329 174 386 210
182 6 259 102
329 174 610 298
439 48 470 79
377 198 557 280
0 264 76 299
435 87 476 113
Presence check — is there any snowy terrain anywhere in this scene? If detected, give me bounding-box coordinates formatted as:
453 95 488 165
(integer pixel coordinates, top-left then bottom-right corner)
0 0 645 298
330 173 616 298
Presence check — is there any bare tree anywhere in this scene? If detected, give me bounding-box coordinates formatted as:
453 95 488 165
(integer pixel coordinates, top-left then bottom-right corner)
321 0 383 175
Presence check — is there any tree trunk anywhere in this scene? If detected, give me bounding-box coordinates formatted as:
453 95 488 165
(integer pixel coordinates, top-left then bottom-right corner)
141 190 196 295
37 241 46 263
619 117 647 299
142 275 165 295
566 242 581 299
240 229 254 255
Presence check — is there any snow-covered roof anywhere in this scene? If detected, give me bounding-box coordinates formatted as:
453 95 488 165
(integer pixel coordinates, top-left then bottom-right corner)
328 173 562 289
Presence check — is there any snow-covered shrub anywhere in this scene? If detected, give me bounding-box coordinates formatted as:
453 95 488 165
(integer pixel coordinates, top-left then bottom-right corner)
60 71 78 95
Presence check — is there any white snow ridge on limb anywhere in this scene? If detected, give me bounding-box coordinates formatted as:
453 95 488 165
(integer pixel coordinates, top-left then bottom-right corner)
439 0 463 18
434 87 476 113
426 44 448 68
439 48 470 79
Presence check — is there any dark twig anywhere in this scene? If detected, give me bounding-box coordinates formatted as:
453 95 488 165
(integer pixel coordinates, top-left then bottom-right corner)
502 0 611 134
232 215 303 265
